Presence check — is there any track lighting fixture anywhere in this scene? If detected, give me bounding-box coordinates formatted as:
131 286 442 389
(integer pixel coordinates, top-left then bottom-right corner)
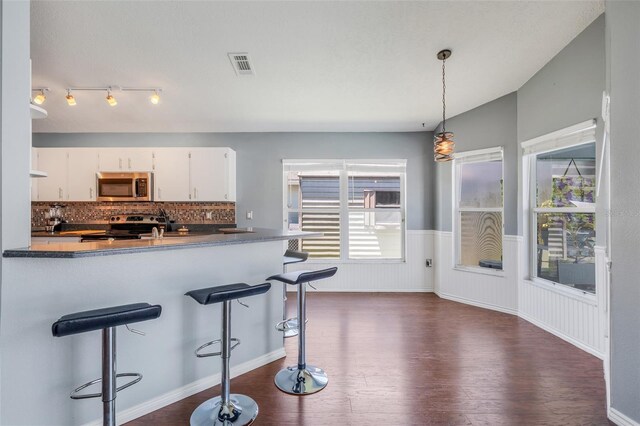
65 89 77 106
31 88 49 105
63 86 163 107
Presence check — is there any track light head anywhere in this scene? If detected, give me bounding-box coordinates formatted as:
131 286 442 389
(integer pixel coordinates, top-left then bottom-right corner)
66 89 77 106
150 91 160 105
33 89 47 105
105 89 117 107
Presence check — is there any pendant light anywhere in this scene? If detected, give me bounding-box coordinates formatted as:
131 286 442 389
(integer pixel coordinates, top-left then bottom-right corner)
434 49 455 162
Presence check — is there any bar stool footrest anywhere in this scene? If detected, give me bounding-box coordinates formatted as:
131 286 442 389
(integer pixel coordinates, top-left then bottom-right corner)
195 338 240 358
69 373 142 400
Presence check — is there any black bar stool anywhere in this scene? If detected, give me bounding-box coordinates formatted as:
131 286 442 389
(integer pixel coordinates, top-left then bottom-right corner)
267 267 337 395
277 250 309 338
52 303 162 426
186 282 271 426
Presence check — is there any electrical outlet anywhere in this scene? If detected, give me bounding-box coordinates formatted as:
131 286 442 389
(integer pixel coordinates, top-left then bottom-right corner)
205 211 213 220
246 211 253 220
425 259 432 267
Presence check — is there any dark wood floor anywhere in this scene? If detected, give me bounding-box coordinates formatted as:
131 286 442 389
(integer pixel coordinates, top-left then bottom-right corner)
126 293 610 425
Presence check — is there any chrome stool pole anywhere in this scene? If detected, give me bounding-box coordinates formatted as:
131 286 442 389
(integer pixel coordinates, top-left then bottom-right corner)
278 250 309 338
102 327 117 426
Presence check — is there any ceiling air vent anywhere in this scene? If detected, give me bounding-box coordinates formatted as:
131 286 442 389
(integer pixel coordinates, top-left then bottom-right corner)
228 53 254 76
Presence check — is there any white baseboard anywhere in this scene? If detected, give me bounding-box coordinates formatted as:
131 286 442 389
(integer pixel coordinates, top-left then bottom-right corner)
81 348 286 426
609 407 640 426
435 291 518 315
518 311 604 360
291 288 434 293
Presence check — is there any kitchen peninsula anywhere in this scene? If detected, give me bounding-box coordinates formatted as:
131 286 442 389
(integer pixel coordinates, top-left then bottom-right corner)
7 228 316 258
0 229 319 425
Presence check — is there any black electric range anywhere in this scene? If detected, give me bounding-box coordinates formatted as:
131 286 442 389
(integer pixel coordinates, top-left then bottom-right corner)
80 214 169 242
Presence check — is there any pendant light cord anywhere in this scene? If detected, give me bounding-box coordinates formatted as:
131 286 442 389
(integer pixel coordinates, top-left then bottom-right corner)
442 57 446 133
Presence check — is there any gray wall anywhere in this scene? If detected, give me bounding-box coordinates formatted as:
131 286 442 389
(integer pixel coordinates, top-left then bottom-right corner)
33 131 435 230
1 0 32 419
517 14 605 237
607 2 640 422
433 92 518 235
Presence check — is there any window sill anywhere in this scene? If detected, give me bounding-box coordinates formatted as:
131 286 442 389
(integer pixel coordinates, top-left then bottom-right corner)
303 258 406 265
524 278 597 306
453 265 505 277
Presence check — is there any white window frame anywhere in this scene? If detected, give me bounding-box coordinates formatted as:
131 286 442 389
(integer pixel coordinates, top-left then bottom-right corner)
452 146 505 276
521 119 597 298
283 159 407 263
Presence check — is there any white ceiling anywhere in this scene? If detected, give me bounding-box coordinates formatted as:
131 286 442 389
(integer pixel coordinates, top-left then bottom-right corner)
31 1 604 133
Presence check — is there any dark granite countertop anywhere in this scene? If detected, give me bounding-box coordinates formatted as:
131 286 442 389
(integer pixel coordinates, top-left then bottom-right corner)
8 228 320 258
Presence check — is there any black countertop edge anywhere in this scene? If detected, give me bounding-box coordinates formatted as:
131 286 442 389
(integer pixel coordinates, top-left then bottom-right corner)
5 229 320 259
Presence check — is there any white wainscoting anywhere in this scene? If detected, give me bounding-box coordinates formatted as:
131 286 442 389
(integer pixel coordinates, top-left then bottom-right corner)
287 230 434 292
288 230 606 360
432 231 605 359
517 244 606 359
433 231 519 314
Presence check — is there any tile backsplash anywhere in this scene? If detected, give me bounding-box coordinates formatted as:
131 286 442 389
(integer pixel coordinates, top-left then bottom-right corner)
32 201 235 227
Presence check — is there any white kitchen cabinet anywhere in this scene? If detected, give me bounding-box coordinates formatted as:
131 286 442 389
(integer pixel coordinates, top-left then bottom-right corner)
98 148 124 171
31 147 40 200
125 148 153 171
152 148 190 201
189 148 236 202
67 149 99 201
98 148 153 171
35 149 68 201
33 147 236 203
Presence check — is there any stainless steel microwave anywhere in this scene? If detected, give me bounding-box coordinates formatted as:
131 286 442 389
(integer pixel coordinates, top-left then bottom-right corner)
96 172 153 202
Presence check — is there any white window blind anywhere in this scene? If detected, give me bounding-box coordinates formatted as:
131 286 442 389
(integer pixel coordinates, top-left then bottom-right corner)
283 159 406 261
454 146 504 164
521 119 596 155
453 147 504 271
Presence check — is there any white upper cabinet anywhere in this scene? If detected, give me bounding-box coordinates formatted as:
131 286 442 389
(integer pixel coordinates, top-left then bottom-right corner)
98 148 153 171
35 148 68 201
125 148 153 171
32 147 236 203
189 148 235 202
67 149 99 201
153 148 190 201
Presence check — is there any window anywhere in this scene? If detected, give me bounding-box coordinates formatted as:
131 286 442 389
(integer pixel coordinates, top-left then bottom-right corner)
523 120 597 294
284 160 406 261
453 147 504 271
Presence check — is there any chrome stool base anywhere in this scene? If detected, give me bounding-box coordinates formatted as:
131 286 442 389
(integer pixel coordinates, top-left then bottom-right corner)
190 394 258 426
274 365 328 395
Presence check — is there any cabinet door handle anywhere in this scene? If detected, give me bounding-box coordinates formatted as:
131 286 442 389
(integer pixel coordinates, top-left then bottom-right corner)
225 193 228 200
128 158 132 169
58 188 63 199
119 158 123 169
189 192 192 200
194 187 198 199
90 188 93 199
